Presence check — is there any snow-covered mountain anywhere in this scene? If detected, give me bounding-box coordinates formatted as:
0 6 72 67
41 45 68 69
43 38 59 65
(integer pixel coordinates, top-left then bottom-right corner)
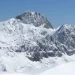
53 24 75 55
16 11 53 28
0 11 75 75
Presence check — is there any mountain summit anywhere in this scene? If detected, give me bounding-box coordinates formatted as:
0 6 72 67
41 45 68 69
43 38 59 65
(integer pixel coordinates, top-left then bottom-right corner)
16 11 53 28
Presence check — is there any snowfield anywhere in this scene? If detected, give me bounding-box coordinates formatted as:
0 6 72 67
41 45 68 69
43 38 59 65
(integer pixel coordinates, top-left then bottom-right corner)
0 61 75 75
39 61 75 75
0 73 27 75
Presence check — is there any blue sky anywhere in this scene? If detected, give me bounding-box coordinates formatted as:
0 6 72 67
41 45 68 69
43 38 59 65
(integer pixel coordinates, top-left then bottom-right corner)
0 0 75 28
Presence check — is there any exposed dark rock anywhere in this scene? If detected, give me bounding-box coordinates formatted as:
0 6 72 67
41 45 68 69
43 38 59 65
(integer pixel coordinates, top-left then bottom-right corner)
16 11 53 29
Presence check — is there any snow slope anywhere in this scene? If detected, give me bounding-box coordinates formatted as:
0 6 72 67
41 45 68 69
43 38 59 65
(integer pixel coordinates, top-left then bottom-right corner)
1 61 75 75
39 61 75 75
0 73 27 75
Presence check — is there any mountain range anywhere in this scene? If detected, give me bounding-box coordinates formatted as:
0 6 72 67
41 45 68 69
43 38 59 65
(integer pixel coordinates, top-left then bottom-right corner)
0 11 75 74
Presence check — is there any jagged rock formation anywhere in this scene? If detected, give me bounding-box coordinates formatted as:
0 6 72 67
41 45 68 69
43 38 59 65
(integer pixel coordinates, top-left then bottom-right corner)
16 11 53 29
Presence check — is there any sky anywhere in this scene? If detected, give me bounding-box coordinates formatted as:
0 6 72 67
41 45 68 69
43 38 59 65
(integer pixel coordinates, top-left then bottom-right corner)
0 0 75 28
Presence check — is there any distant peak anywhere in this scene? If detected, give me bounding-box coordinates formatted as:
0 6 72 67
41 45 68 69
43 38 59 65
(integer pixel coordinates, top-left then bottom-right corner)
60 24 74 30
56 24 75 34
16 11 53 29
62 24 72 28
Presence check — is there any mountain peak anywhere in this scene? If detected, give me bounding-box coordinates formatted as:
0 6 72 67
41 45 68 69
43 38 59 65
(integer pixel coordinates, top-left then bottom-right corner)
16 11 53 29
56 24 74 33
61 24 73 29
